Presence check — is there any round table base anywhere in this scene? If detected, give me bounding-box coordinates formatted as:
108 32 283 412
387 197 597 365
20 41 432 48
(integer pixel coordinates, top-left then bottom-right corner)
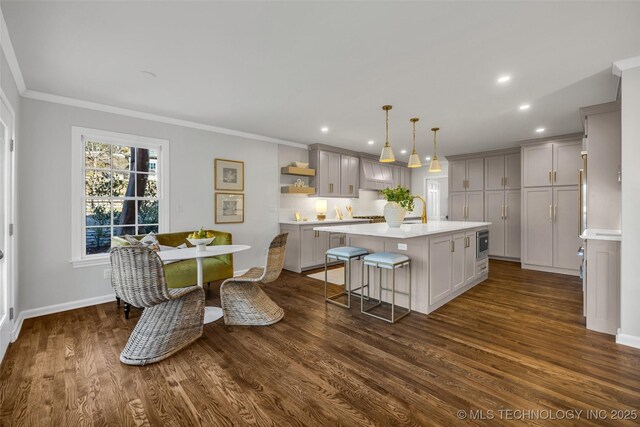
204 306 224 324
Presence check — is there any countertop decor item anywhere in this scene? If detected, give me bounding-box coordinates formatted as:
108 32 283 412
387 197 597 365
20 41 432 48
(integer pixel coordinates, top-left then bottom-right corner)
428 127 442 172
346 205 353 218
380 186 414 227
379 105 395 163
215 192 244 224
215 158 244 191
292 161 309 168
316 199 327 221
407 118 422 168
335 206 343 220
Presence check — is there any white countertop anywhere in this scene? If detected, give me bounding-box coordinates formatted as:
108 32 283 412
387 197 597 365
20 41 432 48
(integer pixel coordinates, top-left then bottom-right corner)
313 221 491 239
580 229 622 241
280 218 370 226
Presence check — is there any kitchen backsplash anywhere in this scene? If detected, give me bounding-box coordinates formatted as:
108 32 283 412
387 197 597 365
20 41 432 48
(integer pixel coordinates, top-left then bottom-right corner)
280 190 387 222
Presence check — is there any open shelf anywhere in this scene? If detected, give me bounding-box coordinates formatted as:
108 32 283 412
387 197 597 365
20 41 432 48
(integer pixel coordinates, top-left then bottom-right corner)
281 166 316 177
281 186 316 195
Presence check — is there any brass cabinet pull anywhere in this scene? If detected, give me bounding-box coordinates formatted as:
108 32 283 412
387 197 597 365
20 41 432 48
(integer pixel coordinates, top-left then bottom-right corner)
554 205 557 222
505 205 508 220
554 170 557 183
451 240 455 252
549 205 552 222
504 177 508 187
501 205 505 220
349 184 353 194
549 170 552 184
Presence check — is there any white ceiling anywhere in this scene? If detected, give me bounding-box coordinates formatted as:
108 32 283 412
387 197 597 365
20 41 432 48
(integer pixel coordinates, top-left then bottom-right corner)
3 1 640 158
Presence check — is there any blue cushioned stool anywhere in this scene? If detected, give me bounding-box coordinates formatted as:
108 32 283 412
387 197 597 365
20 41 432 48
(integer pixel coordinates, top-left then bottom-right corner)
361 252 411 323
325 246 369 308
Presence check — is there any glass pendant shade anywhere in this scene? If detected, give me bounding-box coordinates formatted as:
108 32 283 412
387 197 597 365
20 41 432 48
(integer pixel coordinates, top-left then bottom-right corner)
428 157 442 172
408 153 421 168
428 127 442 172
380 144 395 162
379 105 395 162
407 117 422 168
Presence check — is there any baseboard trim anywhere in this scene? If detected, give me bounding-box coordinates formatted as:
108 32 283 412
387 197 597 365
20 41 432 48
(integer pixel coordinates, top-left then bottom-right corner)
521 263 580 277
616 330 640 349
11 293 116 342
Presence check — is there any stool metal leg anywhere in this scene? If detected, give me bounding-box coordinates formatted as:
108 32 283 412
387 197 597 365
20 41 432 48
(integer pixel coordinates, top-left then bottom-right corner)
361 261 411 324
325 255 351 308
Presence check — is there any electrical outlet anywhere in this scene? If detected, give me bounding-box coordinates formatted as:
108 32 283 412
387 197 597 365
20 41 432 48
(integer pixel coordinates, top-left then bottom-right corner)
397 243 408 251
103 268 111 280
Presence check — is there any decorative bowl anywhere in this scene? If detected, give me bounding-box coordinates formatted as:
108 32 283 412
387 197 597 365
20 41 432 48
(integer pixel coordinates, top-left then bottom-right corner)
293 161 309 168
187 237 215 251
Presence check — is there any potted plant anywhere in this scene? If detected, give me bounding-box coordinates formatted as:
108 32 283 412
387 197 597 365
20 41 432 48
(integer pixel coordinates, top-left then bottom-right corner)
380 186 414 227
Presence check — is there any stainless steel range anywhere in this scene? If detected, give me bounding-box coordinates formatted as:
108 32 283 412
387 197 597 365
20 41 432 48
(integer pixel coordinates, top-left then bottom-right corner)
352 215 386 224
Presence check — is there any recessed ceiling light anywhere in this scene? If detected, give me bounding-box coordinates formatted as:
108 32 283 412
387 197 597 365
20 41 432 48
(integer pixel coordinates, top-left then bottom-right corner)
320 127 329 133
140 70 157 78
425 156 431 161
497 75 511 83
519 104 530 110
536 127 545 133
368 140 374 145
400 149 407 154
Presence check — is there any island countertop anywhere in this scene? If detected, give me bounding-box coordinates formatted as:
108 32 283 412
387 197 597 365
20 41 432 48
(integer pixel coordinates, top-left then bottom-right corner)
313 220 491 239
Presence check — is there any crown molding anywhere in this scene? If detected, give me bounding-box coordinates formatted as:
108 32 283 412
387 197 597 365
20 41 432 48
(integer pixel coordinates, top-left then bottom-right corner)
613 56 640 77
23 90 307 148
0 5 26 94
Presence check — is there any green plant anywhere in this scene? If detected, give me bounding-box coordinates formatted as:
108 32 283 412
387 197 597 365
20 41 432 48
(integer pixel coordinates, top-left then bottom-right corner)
380 186 414 211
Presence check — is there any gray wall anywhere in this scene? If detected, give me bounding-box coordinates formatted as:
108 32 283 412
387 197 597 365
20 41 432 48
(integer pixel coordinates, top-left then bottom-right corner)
18 98 282 313
620 66 640 341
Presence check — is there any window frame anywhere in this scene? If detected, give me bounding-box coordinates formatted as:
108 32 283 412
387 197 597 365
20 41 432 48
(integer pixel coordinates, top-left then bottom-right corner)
70 127 170 268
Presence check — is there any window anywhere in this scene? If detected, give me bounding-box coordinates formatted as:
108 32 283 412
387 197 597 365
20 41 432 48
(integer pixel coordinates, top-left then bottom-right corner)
71 128 169 267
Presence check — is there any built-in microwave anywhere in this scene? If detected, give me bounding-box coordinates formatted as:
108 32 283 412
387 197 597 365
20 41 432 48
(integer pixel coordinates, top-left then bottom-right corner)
476 230 489 260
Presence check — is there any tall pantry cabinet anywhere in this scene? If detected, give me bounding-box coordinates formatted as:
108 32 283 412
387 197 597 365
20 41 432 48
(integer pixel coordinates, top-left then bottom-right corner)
521 136 582 275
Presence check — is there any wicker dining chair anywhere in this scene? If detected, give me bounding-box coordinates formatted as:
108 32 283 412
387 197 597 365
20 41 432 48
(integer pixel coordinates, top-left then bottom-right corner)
220 233 288 326
110 246 205 365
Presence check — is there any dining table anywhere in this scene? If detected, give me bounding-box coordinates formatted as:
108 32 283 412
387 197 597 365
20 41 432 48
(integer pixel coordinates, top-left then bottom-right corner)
158 244 251 323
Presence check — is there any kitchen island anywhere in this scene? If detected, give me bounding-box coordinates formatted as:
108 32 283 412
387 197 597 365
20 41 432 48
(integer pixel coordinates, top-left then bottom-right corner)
313 221 491 314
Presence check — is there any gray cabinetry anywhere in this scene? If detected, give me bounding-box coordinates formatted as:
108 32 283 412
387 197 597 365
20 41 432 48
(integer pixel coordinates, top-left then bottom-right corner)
585 239 620 335
340 155 359 197
523 187 553 267
522 139 581 187
449 158 484 192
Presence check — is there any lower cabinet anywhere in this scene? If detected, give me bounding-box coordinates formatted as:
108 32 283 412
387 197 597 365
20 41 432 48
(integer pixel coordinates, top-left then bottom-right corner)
281 222 347 273
522 186 580 273
485 189 520 258
449 191 484 221
429 231 483 306
585 239 620 335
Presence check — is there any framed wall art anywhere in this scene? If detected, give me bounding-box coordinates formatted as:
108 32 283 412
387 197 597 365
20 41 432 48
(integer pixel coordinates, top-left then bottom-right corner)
214 158 244 191
215 192 244 224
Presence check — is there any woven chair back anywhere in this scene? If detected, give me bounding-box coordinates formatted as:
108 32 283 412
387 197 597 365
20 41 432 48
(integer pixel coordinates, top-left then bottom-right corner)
110 246 171 307
261 233 288 283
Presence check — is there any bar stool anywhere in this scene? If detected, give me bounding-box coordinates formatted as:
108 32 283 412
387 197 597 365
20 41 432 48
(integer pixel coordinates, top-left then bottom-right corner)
361 252 411 323
324 246 369 308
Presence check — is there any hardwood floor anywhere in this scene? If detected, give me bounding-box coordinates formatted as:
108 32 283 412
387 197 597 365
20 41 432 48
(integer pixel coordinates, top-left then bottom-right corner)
1 260 639 426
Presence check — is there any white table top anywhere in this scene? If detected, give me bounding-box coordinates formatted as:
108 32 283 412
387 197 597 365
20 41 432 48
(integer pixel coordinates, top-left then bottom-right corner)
313 221 491 239
158 244 251 262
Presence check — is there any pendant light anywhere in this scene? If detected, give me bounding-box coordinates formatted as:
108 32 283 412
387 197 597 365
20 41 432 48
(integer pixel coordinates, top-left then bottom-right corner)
428 127 442 172
379 105 395 163
407 118 422 168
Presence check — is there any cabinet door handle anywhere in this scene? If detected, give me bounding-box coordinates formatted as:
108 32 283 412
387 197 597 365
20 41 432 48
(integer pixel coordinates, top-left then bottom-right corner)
451 240 455 252
349 184 353 194
549 205 552 222
549 170 552 184
501 177 504 187
554 205 557 222
504 177 508 187
504 205 508 220
501 205 504 220
554 170 557 183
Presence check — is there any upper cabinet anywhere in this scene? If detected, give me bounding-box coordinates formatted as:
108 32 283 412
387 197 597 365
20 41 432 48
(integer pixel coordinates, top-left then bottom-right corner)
340 155 359 197
522 140 581 187
485 153 521 191
449 158 484 192
310 145 409 197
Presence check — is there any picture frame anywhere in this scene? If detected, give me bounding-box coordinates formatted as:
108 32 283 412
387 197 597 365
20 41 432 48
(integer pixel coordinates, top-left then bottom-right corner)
214 158 244 191
215 192 244 224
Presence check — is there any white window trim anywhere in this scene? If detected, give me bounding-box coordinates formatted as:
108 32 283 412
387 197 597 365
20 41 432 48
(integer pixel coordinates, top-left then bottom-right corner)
70 127 170 268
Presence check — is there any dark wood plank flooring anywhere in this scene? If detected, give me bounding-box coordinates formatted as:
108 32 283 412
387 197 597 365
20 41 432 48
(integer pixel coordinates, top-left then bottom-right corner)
1 260 639 426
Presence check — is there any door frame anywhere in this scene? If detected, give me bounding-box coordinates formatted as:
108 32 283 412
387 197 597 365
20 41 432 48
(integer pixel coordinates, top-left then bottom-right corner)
0 87 17 354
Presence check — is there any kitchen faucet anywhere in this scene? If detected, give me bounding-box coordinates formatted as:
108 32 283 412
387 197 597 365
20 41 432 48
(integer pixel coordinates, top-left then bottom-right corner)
413 195 427 224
